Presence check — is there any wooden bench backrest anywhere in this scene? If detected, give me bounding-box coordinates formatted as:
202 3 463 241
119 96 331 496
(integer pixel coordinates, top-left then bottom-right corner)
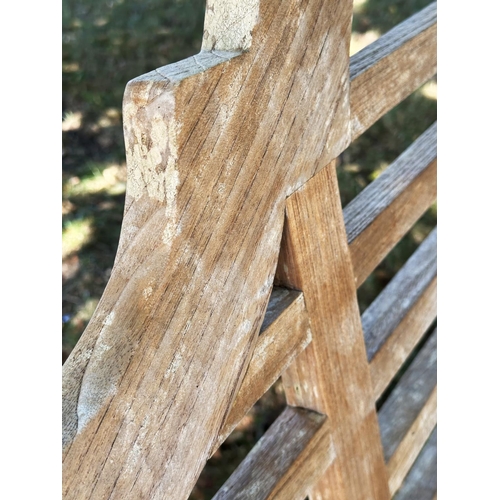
62 1 437 498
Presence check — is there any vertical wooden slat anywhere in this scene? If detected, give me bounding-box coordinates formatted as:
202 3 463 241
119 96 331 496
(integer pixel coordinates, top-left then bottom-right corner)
276 160 390 500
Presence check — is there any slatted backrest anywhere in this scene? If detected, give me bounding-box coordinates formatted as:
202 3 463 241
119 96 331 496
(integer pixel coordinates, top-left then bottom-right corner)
62 1 437 498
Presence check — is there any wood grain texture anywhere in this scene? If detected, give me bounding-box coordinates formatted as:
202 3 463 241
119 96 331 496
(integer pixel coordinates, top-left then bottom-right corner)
344 123 437 287
215 288 312 451
344 124 436 246
363 228 437 399
213 406 335 500
370 277 436 401
350 2 437 140
393 427 437 500
62 0 354 497
276 161 390 500
378 328 436 470
363 227 436 361
387 387 437 495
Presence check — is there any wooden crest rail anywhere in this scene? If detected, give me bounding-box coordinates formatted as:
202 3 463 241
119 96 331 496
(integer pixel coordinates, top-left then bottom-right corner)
62 1 437 498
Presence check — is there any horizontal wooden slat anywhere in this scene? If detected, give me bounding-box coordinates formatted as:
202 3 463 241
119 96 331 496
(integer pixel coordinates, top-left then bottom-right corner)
215 288 312 452
362 227 437 398
387 387 437 495
370 277 436 401
344 123 437 287
213 406 335 500
378 329 437 493
350 2 437 139
363 227 437 361
393 427 437 500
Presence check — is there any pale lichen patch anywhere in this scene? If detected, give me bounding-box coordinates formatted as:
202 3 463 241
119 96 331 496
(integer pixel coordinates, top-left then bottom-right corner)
104 312 115 326
202 0 259 51
237 319 253 341
123 84 181 249
351 115 364 138
75 310 136 434
126 106 179 203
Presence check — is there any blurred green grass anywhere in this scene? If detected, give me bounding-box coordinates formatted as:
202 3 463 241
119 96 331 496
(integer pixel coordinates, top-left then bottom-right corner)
62 0 436 496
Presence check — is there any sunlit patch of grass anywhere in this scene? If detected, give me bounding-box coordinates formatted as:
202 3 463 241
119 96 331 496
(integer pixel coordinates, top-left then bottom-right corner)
430 201 437 217
369 161 389 181
94 17 108 27
62 199 76 215
353 0 368 14
74 297 98 325
62 62 80 73
419 80 437 100
64 163 127 197
343 163 361 173
350 29 380 55
97 108 121 129
410 219 433 244
62 111 83 131
62 218 93 258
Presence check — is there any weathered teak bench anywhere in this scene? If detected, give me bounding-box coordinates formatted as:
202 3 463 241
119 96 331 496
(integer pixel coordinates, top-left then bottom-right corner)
62 1 437 498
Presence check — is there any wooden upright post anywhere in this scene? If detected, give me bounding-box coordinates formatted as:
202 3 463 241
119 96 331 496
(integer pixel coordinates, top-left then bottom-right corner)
276 161 390 500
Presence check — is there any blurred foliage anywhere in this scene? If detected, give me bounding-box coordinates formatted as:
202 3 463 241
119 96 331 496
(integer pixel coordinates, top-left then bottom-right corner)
62 0 436 496
63 0 206 114
353 0 432 33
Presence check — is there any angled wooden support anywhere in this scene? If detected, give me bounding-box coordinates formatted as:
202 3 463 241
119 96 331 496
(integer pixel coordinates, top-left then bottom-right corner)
215 288 312 450
62 0 353 498
275 161 390 500
214 406 335 500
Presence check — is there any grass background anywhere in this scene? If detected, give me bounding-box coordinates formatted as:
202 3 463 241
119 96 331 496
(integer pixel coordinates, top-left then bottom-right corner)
62 0 436 496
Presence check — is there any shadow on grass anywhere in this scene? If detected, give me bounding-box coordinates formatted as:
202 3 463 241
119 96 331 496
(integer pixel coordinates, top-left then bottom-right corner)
62 165 126 359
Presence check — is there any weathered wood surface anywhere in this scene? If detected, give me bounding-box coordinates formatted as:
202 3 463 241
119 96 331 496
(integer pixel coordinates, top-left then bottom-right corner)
362 227 437 399
378 328 437 460
362 227 436 359
378 329 437 492
215 288 312 451
387 386 437 495
350 2 437 139
344 123 437 287
276 162 390 500
62 0 354 497
213 406 335 500
393 427 437 500
370 277 436 400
